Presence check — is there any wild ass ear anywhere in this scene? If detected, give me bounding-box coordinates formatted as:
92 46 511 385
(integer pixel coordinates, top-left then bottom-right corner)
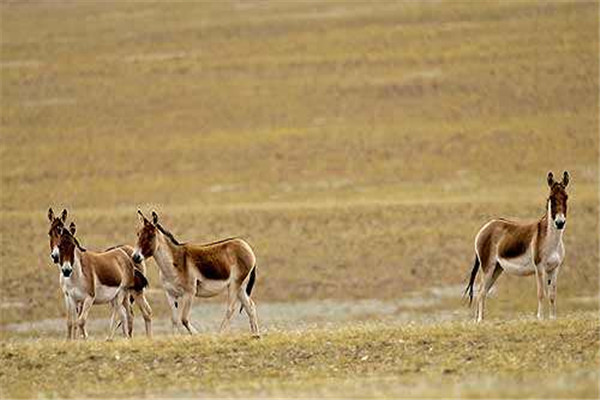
137 209 147 223
151 210 159 225
48 208 55 222
562 171 570 187
547 172 555 187
69 222 76 235
60 209 68 223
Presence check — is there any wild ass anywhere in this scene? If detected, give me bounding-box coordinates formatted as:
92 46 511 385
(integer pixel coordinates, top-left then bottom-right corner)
48 208 84 330
48 208 153 338
465 171 570 322
132 210 260 337
56 221 152 339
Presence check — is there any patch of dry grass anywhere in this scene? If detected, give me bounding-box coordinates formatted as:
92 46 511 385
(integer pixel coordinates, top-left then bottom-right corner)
1 1 597 211
1 312 598 398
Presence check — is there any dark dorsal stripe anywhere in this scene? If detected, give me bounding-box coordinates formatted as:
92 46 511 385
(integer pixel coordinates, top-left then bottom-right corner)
201 237 238 247
155 223 181 245
155 222 238 248
72 235 87 252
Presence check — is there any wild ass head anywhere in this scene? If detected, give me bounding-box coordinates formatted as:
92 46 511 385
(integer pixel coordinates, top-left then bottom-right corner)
133 210 159 263
57 222 84 278
547 171 569 230
48 208 68 264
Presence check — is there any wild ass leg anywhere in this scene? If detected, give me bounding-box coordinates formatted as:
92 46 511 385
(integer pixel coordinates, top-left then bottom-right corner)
165 292 183 334
123 295 134 337
476 263 502 322
72 300 90 339
180 292 198 335
77 296 94 339
534 265 547 320
118 292 132 338
548 268 559 320
79 320 89 339
238 289 260 338
107 298 122 340
131 291 153 337
219 283 241 333
487 264 503 294
64 295 76 340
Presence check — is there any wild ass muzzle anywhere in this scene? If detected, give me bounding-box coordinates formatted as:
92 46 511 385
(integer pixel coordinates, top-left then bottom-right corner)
132 210 260 337
465 171 570 322
56 221 152 340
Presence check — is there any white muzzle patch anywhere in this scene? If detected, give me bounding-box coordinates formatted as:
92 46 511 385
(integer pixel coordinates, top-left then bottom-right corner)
132 249 144 263
61 261 73 277
554 213 566 229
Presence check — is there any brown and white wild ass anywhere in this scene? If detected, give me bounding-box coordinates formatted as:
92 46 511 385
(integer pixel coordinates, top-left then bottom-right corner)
132 210 260 337
465 171 570 322
48 208 153 338
56 221 152 339
48 208 84 332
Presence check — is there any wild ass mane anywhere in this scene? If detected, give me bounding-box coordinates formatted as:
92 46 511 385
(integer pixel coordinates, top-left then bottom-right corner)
155 223 182 245
154 222 238 248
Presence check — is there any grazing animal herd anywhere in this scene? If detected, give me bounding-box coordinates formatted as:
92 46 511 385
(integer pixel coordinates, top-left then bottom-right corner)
48 209 259 339
47 171 570 340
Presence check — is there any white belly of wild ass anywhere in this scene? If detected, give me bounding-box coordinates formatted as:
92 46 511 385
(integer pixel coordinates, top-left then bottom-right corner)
498 251 536 276
195 277 229 297
94 284 121 303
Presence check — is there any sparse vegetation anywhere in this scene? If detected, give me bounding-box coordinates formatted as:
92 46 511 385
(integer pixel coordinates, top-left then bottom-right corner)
1 312 599 399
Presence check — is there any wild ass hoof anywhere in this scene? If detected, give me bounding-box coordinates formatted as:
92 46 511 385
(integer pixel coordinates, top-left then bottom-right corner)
251 333 261 339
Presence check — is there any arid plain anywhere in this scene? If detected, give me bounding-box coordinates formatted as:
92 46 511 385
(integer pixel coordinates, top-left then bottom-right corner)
1 1 598 398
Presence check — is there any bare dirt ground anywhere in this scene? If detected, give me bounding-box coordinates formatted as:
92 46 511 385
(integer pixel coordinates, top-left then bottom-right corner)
3 286 468 338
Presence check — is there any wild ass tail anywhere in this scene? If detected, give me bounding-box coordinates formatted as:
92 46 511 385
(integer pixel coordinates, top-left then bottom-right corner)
239 265 257 313
246 265 257 297
464 255 480 306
